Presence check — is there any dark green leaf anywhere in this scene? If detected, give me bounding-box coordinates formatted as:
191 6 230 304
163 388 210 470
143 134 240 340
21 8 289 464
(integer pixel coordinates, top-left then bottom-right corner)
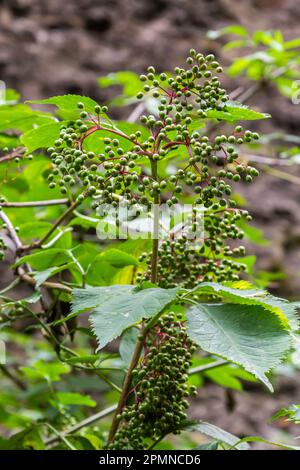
187 303 291 390
72 285 178 348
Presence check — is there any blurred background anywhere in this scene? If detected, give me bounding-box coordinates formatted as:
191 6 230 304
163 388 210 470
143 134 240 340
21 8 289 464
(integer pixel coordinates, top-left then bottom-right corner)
1 0 300 448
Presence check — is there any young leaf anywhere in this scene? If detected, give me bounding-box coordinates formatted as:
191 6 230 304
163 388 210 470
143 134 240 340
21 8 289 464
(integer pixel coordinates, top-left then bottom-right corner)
71 285 178 349
186 303 291 391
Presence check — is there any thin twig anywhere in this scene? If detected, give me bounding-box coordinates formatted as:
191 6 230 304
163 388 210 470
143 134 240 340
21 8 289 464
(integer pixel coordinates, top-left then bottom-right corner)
0 199 69 208
0 147 25 165
0 209 23 250
21 198 82 252
0 364 27 390
18 268 72 293
262 165 300 185
242 154 293 166
0 211 72 293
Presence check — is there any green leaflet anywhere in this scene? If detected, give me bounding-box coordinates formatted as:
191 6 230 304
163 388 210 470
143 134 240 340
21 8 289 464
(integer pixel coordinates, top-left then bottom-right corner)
190 281 299 330
187 303 291 391
71 285 179 349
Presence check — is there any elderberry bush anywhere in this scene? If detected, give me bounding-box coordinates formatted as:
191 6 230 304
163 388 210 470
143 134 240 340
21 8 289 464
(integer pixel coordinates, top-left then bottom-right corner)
0 47 297 452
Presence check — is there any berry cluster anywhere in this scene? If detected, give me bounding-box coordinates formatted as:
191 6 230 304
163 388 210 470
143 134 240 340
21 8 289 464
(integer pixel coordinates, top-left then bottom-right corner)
44 50 260 287
108 313 197 450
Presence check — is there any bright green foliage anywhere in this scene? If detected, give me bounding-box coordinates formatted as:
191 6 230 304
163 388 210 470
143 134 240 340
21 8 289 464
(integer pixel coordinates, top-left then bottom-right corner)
208 26 300 98
272 404 300 424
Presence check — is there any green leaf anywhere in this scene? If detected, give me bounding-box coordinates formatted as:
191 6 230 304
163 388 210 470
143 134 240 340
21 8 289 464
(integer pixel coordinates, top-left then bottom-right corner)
190 281 299 330
207 25 248 40
271 404 300 424
96 249 138 268
14 248 72 270
85 259 116 286
189 421 249 450
194 441 219 450
229 435 300 451
0 428 45 450
119 327 140 365
28 95 99 115
20 360 70 383
0 105 54 132
186 303 291 391
0 88 20 105
54 392 96 407
204 364 256 391
72 285 178 349
21 121 65 152
206 101 270 122
237 220 269 246
18 221 53 241
66 435 98 450
223 39 249 51
32 263 74 287
98 71 141 98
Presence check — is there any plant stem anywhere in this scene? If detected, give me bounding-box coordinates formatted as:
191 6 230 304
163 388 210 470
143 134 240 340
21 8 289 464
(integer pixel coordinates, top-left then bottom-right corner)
107 336 144 444
18 267 72 293
0 210 71 293
21 198 82 252
0 364 27 390
0 199 69 208
0 147 25 165
0 209 23 250
189 359 228 375
150 158 160 284
108 156 161 444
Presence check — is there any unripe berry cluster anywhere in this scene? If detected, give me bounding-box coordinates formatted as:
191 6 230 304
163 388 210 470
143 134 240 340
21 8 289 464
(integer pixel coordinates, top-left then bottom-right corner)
108 312 197 450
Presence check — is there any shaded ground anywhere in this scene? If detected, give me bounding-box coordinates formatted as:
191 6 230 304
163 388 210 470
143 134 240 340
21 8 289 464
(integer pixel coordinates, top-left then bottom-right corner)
1 0 300 448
